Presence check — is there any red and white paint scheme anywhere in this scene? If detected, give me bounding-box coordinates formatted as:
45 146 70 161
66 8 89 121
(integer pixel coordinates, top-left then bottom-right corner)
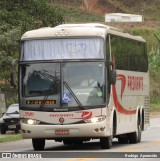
19 23 149 150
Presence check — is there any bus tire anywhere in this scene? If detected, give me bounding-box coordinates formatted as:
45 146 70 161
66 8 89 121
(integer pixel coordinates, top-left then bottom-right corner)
32 138 45 151
100 136 112 149
118 136 128 144
74 140 83 145
128 122 142 144
63 140 73 145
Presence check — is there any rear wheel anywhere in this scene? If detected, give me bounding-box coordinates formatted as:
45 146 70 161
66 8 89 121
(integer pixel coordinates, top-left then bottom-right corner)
32 138 45 151
100 136 112 149
128 121 142 144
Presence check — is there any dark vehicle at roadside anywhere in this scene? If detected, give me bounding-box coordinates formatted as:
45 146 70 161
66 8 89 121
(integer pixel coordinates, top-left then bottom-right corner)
0 104 20 134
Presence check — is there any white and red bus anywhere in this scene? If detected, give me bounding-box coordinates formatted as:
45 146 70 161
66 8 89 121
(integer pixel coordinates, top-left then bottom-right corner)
18 23 149 150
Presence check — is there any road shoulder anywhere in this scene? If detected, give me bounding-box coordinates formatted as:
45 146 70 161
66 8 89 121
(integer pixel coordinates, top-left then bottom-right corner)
150 111 160 118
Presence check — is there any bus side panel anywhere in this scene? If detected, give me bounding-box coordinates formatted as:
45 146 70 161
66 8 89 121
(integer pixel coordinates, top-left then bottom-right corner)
108 70 149 135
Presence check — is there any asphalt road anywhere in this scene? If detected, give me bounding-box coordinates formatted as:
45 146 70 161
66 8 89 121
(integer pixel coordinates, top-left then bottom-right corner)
0 117 160 161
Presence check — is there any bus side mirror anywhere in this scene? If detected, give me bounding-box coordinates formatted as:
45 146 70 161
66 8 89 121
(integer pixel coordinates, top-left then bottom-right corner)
106 61 117 85
110 70 117 85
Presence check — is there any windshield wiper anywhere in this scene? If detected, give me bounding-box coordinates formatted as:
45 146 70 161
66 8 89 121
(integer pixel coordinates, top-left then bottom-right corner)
63 81 84 110
29 90 43 94
40 72 60 110
6 111 19 115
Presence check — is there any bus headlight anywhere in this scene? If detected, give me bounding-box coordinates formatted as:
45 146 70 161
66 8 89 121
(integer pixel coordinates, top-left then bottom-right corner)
21 118 40 125
84 115 106 123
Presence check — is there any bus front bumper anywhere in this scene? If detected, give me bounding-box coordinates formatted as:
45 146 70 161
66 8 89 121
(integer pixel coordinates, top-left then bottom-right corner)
20 122 110 139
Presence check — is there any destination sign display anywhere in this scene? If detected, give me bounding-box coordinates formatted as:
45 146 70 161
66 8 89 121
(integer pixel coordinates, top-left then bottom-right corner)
26 100 56 105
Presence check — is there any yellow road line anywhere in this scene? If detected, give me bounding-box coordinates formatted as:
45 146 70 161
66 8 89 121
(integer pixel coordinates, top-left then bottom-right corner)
120 141 160 152
151 141 160 144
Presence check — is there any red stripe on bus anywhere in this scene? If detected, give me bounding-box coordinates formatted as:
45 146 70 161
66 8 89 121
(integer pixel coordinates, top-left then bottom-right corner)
112 74 136 115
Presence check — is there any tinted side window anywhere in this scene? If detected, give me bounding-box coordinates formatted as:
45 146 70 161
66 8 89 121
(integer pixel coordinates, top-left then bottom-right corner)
110 35 128 70
137 43 148 72
110 34 148 72
128 41 148 72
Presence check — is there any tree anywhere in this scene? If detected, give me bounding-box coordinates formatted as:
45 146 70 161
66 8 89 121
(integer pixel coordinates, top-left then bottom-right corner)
0 0 64 88
149 28 160 74
148 28 160 102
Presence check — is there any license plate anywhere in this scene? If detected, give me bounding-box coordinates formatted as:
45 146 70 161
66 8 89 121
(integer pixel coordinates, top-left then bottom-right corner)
55 130 69 135
8 125 16 129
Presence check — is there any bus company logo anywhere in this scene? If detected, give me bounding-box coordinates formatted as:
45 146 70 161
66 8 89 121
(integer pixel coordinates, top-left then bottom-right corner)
24 112 34 117
81 111 92 119
59 117 65 124
73 111 93 120
49 112 92 120
49 114 74 117
115 74 144 99
128 76 143 91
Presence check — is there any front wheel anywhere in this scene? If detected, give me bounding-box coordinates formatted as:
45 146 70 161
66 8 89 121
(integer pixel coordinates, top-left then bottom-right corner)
32 138 45 151
100 136 112 149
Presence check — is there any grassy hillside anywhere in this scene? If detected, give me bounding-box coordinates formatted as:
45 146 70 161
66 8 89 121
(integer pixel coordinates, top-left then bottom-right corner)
55 5 104 23
48 0 160 21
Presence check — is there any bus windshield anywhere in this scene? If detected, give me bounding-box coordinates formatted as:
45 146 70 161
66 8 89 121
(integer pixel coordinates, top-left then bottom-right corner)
22 63 60 97
21 62 105 108
62 62 105 107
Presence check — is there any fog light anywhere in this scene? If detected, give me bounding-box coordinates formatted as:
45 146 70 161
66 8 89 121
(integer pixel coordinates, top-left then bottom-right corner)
100 127 105 131
95 128 99 132
27 130 31 133
22 129 26 133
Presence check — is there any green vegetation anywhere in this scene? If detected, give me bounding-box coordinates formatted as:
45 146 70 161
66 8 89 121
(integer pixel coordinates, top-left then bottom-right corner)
49 0 160 21
148 28 160 105
131 28 156 51
150 103 160 112
55 5 104 23
0 134 22 143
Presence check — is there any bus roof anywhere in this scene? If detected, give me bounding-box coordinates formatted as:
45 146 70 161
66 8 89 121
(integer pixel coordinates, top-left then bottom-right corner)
21 23 145 42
